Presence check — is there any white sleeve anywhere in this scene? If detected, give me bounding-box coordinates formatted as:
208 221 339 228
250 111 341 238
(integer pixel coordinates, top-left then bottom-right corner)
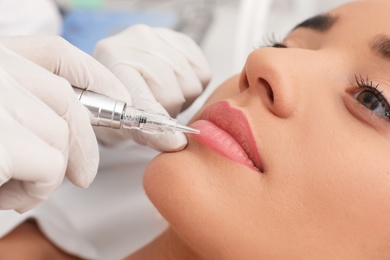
0 201 98 259
0 141 167 260
0 0 62 36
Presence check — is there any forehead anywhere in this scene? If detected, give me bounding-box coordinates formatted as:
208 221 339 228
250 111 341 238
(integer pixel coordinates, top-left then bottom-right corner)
331 0 390 33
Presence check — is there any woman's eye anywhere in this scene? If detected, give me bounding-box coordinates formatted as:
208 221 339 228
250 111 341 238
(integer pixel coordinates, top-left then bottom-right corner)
353 75 390 120
356 90 381 110
257 34 287 49
271 43 287 48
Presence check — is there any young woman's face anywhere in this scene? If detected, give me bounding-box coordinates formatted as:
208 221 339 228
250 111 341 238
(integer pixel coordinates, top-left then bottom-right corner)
144 1 390 258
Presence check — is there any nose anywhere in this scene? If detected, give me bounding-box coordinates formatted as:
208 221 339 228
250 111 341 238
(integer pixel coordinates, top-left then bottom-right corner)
240 47 304 118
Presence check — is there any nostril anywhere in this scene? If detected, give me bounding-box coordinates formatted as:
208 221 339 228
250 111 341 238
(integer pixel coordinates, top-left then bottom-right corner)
259 78 274 103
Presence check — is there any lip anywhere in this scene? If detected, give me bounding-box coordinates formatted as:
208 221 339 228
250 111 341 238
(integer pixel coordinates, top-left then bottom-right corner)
189 101 263 172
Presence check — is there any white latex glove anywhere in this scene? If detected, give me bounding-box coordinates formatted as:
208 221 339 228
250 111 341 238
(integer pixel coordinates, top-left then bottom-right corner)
94 25 212 151
0 36 133 213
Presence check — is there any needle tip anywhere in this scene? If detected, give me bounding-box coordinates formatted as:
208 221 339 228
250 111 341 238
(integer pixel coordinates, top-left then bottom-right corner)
175 124 200 134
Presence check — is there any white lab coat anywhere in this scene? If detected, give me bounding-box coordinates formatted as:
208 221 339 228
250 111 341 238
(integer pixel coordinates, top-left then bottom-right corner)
0 141 168 259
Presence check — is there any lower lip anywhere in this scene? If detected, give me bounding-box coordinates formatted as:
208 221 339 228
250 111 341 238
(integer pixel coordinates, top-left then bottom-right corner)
190 120 258 171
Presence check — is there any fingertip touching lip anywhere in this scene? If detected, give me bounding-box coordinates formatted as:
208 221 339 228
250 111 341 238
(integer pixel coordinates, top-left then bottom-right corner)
189 101 264 172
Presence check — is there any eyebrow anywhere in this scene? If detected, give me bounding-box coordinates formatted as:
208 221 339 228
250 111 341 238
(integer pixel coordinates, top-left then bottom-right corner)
293 13 338 32
370 34 390 60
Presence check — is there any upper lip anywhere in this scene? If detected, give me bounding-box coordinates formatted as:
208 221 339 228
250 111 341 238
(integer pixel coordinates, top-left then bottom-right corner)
198 101 263 171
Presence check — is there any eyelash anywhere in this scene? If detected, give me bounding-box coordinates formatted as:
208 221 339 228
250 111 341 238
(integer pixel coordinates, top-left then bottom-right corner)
257 34 287 49
354 75 390 120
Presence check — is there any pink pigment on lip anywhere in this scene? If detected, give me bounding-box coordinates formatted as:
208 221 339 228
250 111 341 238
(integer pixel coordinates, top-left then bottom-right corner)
189 101 263 172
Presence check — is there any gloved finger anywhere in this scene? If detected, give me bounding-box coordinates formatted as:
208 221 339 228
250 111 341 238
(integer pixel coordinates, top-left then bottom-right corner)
138 26 206 109
0 98 66 185
154 27 212 88
117 48 203 113
0 108 65 212
111 60 186 117
94 124 187 152
0 36 132 104
0 69 70 159
0 50 99 187
0 180 45 214
95 64 188 151
133 129 187 152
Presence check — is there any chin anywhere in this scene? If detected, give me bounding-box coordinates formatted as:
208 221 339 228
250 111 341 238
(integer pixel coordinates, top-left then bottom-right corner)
143 144 218 250
143 151 196 208
143 141 218 227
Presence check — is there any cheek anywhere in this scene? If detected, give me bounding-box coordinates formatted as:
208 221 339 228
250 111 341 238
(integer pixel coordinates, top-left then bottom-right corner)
269 118 390 252
244 96 390 255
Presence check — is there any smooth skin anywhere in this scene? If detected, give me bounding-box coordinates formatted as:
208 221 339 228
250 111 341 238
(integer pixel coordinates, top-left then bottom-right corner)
135 1 390 259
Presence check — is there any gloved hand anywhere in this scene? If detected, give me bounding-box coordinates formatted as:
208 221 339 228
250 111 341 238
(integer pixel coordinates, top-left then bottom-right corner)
0 36 133 213
94 25 212 151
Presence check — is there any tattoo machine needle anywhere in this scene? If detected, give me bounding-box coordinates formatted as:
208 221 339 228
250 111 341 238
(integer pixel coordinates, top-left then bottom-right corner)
73 87 200 135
